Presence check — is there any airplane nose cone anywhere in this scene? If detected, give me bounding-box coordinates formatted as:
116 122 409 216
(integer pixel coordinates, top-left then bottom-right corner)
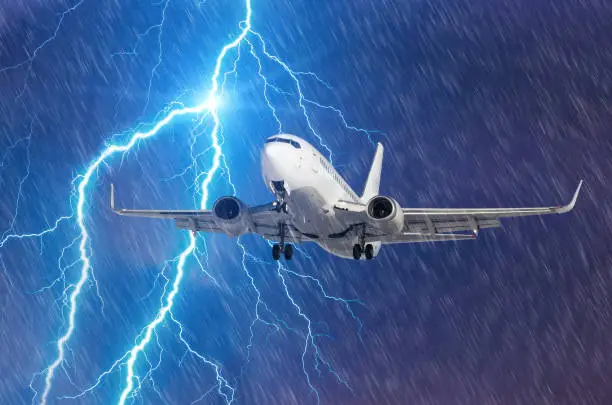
261 143 286 179
261 137 305 194
262 142 292 170
262 142 283 160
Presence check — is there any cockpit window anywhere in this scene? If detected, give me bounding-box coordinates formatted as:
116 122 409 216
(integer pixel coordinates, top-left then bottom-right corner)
265 137 301 149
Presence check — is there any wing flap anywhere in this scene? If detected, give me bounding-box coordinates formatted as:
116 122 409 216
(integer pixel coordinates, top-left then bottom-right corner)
175 218 221 232
404 218 501 234
369 232 477 245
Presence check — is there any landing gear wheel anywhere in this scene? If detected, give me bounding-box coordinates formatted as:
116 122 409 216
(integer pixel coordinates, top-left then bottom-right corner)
273 201 287 213
364 244 374 260
284 244 293 260
272 244 281 261
352 244 362 260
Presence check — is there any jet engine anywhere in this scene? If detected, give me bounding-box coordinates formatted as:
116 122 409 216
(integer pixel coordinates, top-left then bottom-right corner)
366 196 403 234
212 196 250 236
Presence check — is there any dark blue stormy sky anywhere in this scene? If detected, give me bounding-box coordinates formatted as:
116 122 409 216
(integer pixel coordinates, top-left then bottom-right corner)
0 0 611 404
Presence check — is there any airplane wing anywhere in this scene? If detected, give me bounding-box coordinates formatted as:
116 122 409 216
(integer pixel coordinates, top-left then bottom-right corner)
335 181 583 245
111 184 222 231
110 184 295 237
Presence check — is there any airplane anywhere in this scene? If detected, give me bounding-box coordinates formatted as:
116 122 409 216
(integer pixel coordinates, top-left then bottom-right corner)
111 134 582 261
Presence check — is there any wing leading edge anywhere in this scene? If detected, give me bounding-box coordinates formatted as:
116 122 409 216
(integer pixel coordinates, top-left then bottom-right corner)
402 180 582 217
111 184 221 232
400 181 582 236
110 184 295 238
111 184 214 218
335 181 583 245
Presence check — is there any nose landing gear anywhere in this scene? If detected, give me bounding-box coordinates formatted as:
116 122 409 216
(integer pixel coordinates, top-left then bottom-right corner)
270 181 289 214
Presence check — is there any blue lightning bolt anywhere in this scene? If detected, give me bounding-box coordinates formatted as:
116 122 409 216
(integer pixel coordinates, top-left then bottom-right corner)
0 213 73 250
1 118 35 241
237 34 367 401
0 0 385 403
248 30 333 162
218 157 287 370
37 100 214 405
246 35 384 147
170 312 235 403
116 2 252 403
0 134 29 170
275 262 352 403
215 30 366 403
0 0 85 100
246 39 282 133
281 267 365 340
0 1 85 74
142 0 171 116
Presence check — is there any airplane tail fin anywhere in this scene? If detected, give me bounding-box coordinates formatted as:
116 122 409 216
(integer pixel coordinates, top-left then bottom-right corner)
360 143 384 203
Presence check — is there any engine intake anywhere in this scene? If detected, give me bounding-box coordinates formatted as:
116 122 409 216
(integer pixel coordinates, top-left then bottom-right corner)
214 197 241 220
368 197 395 219
366 196 403 235
212 196 250 235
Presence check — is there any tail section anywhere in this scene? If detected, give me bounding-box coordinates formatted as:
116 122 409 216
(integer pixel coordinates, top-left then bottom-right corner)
360 143 384 203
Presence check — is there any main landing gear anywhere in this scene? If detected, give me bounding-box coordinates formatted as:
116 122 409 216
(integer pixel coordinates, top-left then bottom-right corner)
272 223 293 261
353 224 374 260
272 243 293 260
353 243 374 260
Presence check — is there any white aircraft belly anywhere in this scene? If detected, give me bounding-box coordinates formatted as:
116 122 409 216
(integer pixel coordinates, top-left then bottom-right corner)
288 186 346 236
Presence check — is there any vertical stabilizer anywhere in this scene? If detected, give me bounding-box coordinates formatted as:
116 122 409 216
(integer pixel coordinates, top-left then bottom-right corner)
360 143 384 203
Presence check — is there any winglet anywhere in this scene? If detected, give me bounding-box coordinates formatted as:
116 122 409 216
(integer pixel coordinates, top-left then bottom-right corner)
110 183 116 212
558 180 583 213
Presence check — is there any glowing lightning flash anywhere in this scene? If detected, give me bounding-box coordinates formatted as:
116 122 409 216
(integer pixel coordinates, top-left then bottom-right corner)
0 0 379 403
117 3 252 404
39 100 214 405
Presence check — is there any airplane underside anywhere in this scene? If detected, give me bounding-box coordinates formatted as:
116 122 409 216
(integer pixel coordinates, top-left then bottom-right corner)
270 186 381 261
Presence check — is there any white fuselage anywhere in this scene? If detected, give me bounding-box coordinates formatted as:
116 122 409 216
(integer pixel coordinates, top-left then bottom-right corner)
260 134 381 259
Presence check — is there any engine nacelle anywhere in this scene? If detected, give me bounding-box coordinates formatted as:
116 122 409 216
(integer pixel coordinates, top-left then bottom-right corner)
212 196 250 236
366 196 403 235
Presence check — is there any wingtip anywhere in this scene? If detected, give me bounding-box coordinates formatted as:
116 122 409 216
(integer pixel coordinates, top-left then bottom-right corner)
571 180 583 206
110 183 115 211
559 180 583 213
